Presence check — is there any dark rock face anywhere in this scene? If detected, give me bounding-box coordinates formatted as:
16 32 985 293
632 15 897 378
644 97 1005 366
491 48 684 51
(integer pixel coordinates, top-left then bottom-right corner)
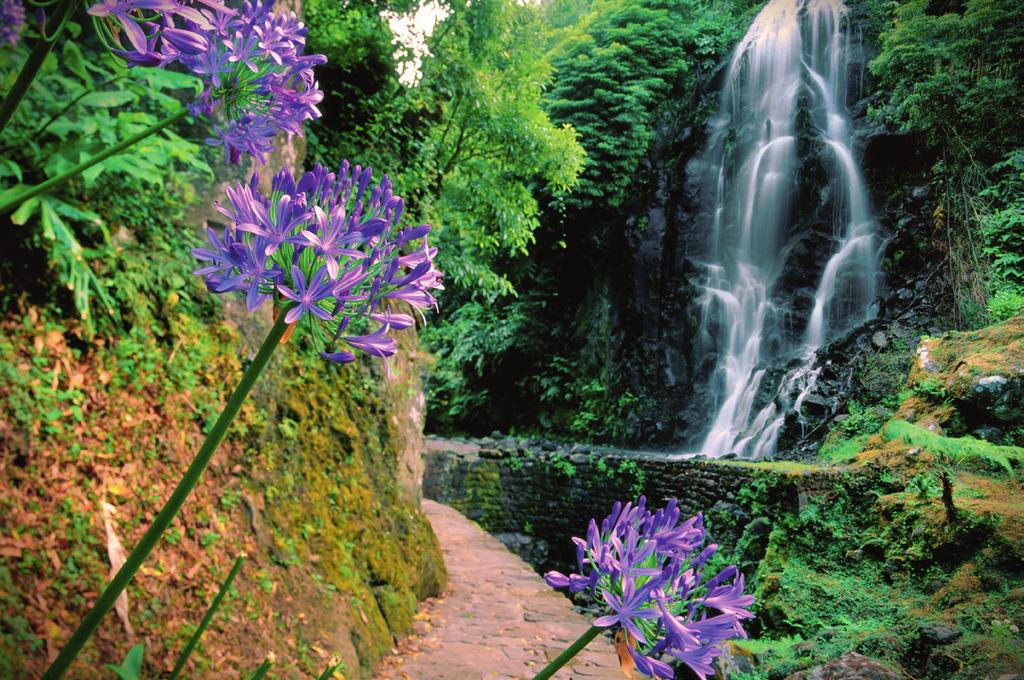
784 652 902 680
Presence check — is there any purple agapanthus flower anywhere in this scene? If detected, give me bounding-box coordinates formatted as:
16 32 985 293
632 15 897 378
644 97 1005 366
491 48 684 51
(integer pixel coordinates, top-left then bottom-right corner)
544 497 754 679
0 0 25 46
91 0 324 164
193 160 443 366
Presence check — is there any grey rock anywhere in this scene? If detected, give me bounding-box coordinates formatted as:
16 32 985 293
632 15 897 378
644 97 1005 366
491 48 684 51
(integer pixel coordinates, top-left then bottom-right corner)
971 374 1024 423
478 448 505 460
972 425 1003 441
919 623 962 645
569 453 589 464
785 652 901 679
713 641 755 677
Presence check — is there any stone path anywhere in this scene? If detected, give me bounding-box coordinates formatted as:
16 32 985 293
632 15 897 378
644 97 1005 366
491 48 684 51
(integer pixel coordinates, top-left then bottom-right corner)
375 500 622 680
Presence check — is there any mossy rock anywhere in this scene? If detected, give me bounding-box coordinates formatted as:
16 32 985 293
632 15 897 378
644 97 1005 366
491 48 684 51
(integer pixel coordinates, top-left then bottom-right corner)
907 316 1024 430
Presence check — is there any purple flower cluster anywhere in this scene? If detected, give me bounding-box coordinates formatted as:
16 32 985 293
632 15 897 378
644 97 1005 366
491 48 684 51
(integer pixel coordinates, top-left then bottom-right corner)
545 497 754 679
0 0 25 46
88 0 325 163
193 160 442 367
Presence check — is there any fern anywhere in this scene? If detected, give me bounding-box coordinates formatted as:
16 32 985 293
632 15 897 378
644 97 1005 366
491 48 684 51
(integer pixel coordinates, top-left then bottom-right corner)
883 420 1024 475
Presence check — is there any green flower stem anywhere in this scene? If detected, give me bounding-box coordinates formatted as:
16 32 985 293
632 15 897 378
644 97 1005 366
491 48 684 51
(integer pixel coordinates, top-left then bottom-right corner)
316 662 343 680
532 626 605 680
43 313 291 680
0 0 80 134
169 554 246 680
0 107 189 215
248 659 273 680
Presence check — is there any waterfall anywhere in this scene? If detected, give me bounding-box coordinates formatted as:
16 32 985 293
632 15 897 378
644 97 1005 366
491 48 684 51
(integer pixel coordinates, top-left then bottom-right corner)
697 0 879 458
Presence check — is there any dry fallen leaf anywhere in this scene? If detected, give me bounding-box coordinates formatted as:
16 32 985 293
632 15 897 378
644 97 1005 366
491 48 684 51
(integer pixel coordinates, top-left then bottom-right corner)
101 501 134 636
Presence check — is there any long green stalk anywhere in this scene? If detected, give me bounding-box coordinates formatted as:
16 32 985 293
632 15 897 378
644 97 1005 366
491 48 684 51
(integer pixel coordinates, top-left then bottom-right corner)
0 0 79 134
248 659 273 680
0 107 189 215
43 314 291 680
532 626 605 680
169 554 246 680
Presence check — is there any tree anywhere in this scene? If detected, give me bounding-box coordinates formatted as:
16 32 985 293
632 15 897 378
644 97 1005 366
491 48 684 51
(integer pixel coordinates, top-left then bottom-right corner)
410 0 585 298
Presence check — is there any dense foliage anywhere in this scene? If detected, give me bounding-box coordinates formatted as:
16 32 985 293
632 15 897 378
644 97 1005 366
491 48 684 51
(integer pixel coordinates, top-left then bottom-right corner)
545 0 748 208
0 27 213 336
869 0 1024 325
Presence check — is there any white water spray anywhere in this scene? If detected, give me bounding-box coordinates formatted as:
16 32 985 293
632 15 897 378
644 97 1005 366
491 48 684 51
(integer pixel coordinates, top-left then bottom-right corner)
698 0 879 457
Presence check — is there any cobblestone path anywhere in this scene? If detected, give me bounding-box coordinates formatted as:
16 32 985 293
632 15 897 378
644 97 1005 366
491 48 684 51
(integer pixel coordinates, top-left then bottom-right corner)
375 500 622 680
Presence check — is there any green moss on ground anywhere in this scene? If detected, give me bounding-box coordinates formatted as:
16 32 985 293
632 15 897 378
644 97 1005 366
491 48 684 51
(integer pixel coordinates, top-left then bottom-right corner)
729 465 1024 679
742 313 1024 679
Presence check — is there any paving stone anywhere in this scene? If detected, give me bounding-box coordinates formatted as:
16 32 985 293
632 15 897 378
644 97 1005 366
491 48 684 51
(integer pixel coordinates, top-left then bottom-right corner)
375 501 620 679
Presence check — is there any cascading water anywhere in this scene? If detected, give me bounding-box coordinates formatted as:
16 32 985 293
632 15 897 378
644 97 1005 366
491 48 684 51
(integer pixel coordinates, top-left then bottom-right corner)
697 0 879 458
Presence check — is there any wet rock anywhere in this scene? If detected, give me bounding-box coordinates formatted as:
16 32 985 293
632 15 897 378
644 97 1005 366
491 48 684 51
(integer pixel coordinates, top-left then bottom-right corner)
973 374 1024 422
784 652 901 679
972 425 1004 441
919 623 962 645
479 448 505 460
721 452 739 460
569 453 589 464
714 641 755 679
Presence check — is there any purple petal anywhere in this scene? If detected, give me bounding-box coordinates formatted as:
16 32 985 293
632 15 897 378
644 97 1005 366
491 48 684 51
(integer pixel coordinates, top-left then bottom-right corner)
321 350 356 363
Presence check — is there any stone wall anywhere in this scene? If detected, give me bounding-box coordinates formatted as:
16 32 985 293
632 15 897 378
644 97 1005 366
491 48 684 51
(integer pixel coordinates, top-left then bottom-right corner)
423 437 855 573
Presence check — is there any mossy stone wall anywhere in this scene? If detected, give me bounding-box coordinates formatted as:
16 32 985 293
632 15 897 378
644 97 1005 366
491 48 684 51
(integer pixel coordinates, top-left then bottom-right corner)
422 438 844 571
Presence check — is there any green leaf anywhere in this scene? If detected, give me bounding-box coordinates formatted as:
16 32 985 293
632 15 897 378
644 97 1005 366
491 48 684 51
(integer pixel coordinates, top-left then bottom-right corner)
137 66 203 95
63 42 93 87
105 643 145 680
39 198 61 241
0 158 22 182
9 196 39 225
80 90 137 108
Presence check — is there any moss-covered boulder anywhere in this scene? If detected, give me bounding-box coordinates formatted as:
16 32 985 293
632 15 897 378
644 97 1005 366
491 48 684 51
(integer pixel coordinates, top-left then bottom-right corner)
901 316 1024 434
